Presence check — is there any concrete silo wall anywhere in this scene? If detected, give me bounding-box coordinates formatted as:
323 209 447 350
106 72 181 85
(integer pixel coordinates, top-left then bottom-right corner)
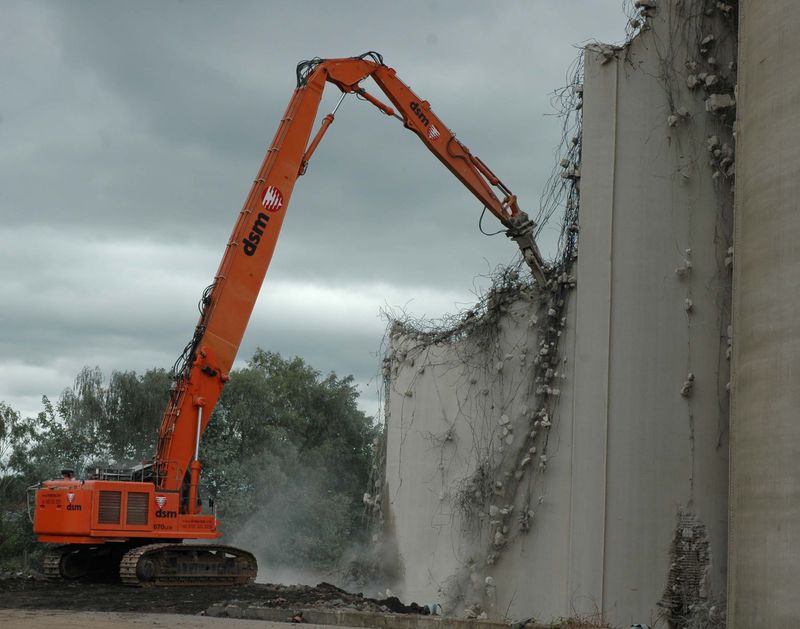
576 2 735 621
728 2 800 626
376 2 735 625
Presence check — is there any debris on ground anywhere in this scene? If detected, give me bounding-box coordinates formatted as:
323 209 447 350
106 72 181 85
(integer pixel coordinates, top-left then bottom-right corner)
0 576 429 617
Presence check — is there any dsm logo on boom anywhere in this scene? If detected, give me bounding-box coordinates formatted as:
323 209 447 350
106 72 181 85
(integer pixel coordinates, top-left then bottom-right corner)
243 185 284 257
243 212 270 256
410 101 430 127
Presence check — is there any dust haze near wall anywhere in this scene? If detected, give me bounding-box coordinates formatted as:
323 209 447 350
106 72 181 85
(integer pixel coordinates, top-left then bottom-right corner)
374 1 736 625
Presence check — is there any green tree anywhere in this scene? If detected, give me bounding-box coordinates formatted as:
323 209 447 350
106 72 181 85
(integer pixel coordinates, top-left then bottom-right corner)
102 369 171 462
0 402 35 566
55 367 171 467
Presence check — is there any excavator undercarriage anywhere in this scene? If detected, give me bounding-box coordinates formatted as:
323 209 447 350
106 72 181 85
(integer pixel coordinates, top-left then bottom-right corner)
44 543 257 586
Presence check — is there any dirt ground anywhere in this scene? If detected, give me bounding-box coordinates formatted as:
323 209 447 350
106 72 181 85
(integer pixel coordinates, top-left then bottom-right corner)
0 577 428 616
0 578 613 628
0 609 364 629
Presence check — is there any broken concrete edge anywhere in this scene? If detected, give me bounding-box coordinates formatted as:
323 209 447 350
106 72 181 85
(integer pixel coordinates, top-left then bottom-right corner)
204 605 608 629
581 0 659 66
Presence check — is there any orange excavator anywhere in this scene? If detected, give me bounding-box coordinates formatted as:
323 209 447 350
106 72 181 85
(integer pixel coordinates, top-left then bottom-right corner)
31 52 547 585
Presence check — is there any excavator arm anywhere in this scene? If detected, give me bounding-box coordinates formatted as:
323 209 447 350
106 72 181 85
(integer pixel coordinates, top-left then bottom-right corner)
299 52 547 282
154 52 547 512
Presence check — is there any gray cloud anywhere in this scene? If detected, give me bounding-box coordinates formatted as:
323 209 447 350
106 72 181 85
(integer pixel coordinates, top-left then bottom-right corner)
0 0 626 418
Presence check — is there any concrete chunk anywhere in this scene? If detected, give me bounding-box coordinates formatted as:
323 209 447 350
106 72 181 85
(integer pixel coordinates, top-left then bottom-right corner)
705 93 736 112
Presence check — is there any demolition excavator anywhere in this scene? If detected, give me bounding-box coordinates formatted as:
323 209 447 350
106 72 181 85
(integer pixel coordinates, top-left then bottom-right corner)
31 52 547 586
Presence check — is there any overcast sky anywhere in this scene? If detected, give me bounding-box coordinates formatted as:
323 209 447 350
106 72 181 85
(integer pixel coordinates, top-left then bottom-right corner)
0 0 626 421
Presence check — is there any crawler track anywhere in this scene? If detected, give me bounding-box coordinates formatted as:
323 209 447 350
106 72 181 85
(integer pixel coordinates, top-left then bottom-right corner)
43 544 123 581
43 545 68 580
119 543 257 586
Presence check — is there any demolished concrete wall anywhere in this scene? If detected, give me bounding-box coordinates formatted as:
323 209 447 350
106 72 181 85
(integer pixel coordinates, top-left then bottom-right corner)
375 270 577 622
374 1 736 625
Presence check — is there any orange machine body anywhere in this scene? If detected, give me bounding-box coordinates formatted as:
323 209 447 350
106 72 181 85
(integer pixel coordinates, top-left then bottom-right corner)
34 52 545 550
34 478 219 544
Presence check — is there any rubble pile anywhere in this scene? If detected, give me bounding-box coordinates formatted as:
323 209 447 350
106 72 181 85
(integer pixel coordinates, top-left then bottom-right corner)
0 578 430 617
220 581 431 615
